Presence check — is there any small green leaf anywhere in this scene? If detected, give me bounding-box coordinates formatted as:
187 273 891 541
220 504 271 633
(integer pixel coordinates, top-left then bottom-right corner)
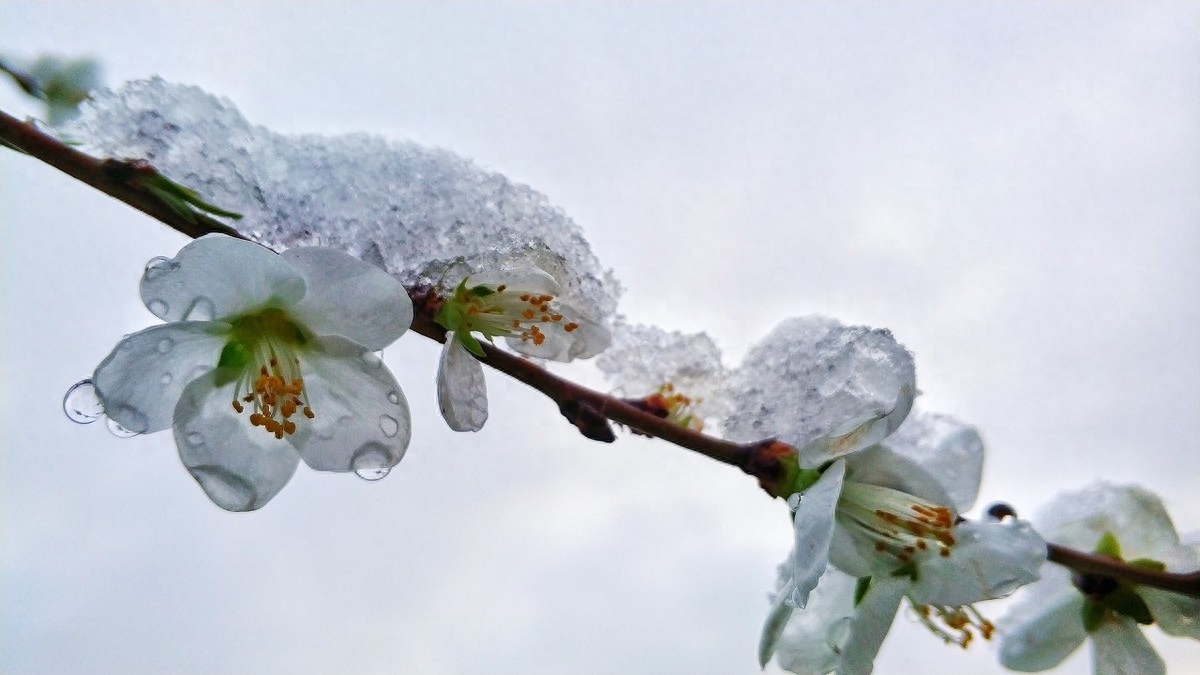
1102 586 1154 626
854 577 873 607
1128 558 1167 573
1093 531 1123 558
1081 599 1106 633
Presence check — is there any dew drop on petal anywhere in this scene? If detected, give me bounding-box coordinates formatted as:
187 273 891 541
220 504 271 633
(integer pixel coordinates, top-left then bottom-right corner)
379 414 400 438
156 337 174 354
787 494 802 510
190 465 258 511
147 299 169 316
387 391 401 404
63 379 105 424
185 432 205 447
987 578 1022 598
360 351 383 368
142 256 177 281
106 417 142 438
160 373 174 385
355 467 391 481
183 296 216 321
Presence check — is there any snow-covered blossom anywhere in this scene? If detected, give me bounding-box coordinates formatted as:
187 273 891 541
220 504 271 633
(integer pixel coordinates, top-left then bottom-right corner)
433 269 609 431
998 483 1200 675
90 234 413 511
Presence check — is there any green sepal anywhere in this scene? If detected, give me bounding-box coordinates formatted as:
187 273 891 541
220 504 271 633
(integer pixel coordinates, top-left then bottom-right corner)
890 562 919 582
217 340 252 371
854 577 873 607
1081 599 1106 633
469 284 495 297
1101 585 1154 626
791 468 823 494
1128 558 1167 573
457 330 486 358
1093 531 1123 558
141 173 243 222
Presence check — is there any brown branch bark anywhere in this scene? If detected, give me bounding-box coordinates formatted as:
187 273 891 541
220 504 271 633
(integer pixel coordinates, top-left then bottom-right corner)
3 106 1198 600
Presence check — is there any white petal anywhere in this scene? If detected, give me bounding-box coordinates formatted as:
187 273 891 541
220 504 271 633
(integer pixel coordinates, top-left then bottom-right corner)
842 445 953 507
1141 588 1200 639
772 567 859 675
791 460 846 609
1091 618 1165 675
468 268 562 296
173 371 300 511
882 410 983 512
140 234 305 322
294 336 411 472
798 382 915 468
759 575 796 668
282 246 413 350
92 322 228 434
838 577 907 675
998 570 1088 672
908 518 1046 606
505 303 611 362
1034 482 1182 560
437 336 488 432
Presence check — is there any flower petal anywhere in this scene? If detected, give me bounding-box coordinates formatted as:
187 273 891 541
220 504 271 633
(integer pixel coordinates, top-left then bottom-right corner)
92 322 228 434
798 382 914 467
908 518 1046 606
1091 617 1165 675
173 371 300 511
882 410 984 512
1140 588 1200 639
468 268 562 296
759 575 796 668
791 459 846 609
772 567 860 675
294 336 411 472
140 234 305 322
998 569 1088 672
281 246 413 350
437 336 488 432
1034 482 1182 560
837 577 906 675
504 302 611 362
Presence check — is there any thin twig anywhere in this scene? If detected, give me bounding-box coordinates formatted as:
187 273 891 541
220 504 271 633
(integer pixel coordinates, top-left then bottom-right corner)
3 106 1197 599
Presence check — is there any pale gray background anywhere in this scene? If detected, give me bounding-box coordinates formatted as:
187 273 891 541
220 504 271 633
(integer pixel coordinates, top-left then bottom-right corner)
2 3 1197 674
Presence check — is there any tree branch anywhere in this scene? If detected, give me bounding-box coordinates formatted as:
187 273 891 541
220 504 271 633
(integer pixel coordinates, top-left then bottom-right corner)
3 106 1198 600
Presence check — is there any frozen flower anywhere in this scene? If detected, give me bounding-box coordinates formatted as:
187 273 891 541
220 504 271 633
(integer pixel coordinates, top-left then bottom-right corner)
759 414 1046 674
433 269 609 431
998 483 1200 675
91 234 414 511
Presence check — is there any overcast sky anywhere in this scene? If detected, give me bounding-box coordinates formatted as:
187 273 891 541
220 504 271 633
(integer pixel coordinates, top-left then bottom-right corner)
2 3 1198 674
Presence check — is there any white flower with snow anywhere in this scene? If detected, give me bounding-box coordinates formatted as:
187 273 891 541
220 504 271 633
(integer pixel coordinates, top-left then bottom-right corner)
91 234 414 511
433 269 610 431
759 413 1046 674
998 483 1200 675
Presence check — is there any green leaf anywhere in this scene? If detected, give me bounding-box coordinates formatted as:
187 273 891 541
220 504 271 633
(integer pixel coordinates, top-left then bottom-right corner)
854 577 873 607
1128 558 1167 573
1102 586 1154 626
1081 599 1106 633
1093 531 1123 558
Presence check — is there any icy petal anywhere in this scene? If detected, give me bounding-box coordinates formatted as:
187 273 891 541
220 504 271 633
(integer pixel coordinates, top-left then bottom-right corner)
282 246 413 351
140 234 305 322
437 336 488 432
295 336 411 472
837 576 907 675
92 322 227 434
1141 588 1200 639
723 316 916 468
790 460 845 609
1033 482 1182 561
173 371 300 511
998 568 1088 672
882 410 984 512
772 567 860 675
907 518 1046 606
759 575 796 668
1091 618 1165 675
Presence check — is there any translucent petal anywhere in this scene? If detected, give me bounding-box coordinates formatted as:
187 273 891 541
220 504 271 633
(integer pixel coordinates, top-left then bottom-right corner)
882 410 984 512
140 234 305 322
1141 588 1200 639
838 577 907 675
173 371 300 511
504 303 611 362
791 460 845 609
1034 483 1182 560
437 336 488 432
294 336 411 472
759 575 796 668
281 246 413 351
1091 618 1165 675
908 518 1046 606
998 569 1088 672
798 382 914 468
92 322 228 434
772 567 859 675
468 268 562 296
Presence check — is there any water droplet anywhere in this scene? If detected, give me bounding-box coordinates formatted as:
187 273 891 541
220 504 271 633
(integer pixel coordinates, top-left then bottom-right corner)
147 299 169 316
190 465 258 511
185 432 205 446
355 467 391 481
387 391 401 404
63 379 105 424
375 349 385 359
106 417 141 438
360 351 383 368
787 494 802 510
160 373 174 385
183 296 216 321
350 441 400 479
106 404 149 435
988 578 1022 597
379 414 400 437
156 337 174 354
143 256 177 281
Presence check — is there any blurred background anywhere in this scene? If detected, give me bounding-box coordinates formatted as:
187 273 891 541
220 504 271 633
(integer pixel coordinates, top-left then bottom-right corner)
2 3 1197 674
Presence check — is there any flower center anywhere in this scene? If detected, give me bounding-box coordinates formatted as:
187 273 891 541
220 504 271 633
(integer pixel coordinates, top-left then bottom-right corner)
220 308 314 439
912 603 994 649
643 383 704 431
443 280 579 347
837 482 957 566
